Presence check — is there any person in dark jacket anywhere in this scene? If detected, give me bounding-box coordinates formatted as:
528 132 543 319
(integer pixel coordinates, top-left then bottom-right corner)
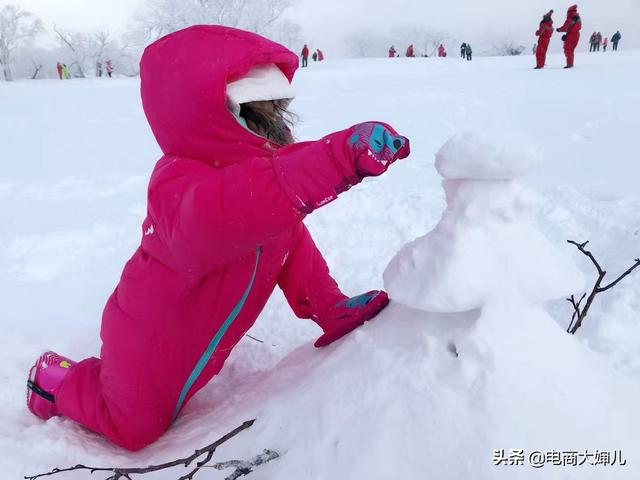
460 42 467 58
312 51 318 62
589 32 597 52
611 30 622 51
535 10 554 68
465 44 472 61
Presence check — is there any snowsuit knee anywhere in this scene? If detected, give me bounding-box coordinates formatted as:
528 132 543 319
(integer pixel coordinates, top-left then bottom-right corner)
54 26 396 451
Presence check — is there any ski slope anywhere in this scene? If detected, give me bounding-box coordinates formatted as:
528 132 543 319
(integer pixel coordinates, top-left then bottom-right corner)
2 51 640 479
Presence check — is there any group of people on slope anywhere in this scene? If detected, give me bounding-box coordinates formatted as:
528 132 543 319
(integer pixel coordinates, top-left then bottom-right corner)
95 60 114 77
535 5 623 69
460 43 473 60
56 59 114 79
300 44 324 67
589 32 605 51
388 44 447 58
588 30 622 52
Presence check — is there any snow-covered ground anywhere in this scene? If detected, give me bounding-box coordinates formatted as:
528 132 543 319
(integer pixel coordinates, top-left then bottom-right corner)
2 51 640 479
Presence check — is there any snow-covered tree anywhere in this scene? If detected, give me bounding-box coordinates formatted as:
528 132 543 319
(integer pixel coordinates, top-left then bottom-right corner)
0 4 43 81
396 26 449 57
13 45 63 79
131 0 300 48
492 40 526 56
53 25 93 77
344 30 393 57
345 26 451 58
52 27 139 78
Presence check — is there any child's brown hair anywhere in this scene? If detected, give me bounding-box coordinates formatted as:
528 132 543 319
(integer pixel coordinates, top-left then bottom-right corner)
240 99 296 145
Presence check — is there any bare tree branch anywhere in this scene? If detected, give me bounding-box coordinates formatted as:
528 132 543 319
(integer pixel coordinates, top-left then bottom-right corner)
566 240 639 334
598 259 640 292
565 292 586 333
30 59 42 79
24 419 257 480
245 334 264 344
567 240 605 275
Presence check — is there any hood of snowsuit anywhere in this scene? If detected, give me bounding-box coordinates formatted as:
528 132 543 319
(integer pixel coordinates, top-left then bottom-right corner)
140 25 299 167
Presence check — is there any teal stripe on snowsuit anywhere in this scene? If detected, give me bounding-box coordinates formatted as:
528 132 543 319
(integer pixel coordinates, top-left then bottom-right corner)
172 246 262 421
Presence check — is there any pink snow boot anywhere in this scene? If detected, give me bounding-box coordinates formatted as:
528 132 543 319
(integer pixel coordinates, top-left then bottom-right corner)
314 290 390 347
27 351 76 420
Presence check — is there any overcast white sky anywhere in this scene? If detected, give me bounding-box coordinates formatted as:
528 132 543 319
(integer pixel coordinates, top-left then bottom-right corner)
4 0 639 55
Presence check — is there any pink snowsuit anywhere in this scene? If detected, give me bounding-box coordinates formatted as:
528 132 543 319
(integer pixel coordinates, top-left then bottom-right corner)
54 25 376 451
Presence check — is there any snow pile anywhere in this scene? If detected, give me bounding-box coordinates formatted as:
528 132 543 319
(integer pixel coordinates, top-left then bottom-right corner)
384 130 583 311
434 130 541 180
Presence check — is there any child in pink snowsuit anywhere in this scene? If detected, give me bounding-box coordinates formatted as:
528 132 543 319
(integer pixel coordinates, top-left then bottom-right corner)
26 25 410 451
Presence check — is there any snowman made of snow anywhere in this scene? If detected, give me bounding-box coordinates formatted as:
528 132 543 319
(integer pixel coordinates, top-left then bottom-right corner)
384 130 584 315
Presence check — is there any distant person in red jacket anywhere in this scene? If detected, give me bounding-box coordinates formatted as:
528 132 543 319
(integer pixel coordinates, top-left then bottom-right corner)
557 4 582 68
301 44 309 67
438 44 446 57
534 9 554 69
602 37 609 52
406 44 415 57
389 45 397 57
317 49 324 61
56 62 63 80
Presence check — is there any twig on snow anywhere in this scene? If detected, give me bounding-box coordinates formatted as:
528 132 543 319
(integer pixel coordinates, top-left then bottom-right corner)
244 334 264 344
566 240 640 334
24 420 256 480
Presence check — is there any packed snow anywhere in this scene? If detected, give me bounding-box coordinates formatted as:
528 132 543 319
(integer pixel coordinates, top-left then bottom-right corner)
434 130 542 180
2 51 640 479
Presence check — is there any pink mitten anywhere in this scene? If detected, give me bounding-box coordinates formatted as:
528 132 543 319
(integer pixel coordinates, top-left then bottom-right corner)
347 122 410 177
314 290 390 347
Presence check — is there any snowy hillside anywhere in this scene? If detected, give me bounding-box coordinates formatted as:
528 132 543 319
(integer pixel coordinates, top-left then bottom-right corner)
2 51 640 479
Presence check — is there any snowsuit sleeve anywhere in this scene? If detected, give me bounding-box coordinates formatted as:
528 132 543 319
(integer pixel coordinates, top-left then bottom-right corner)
278 222 347 321
557 13 580 33
557 18 569 32
148 129 362 276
